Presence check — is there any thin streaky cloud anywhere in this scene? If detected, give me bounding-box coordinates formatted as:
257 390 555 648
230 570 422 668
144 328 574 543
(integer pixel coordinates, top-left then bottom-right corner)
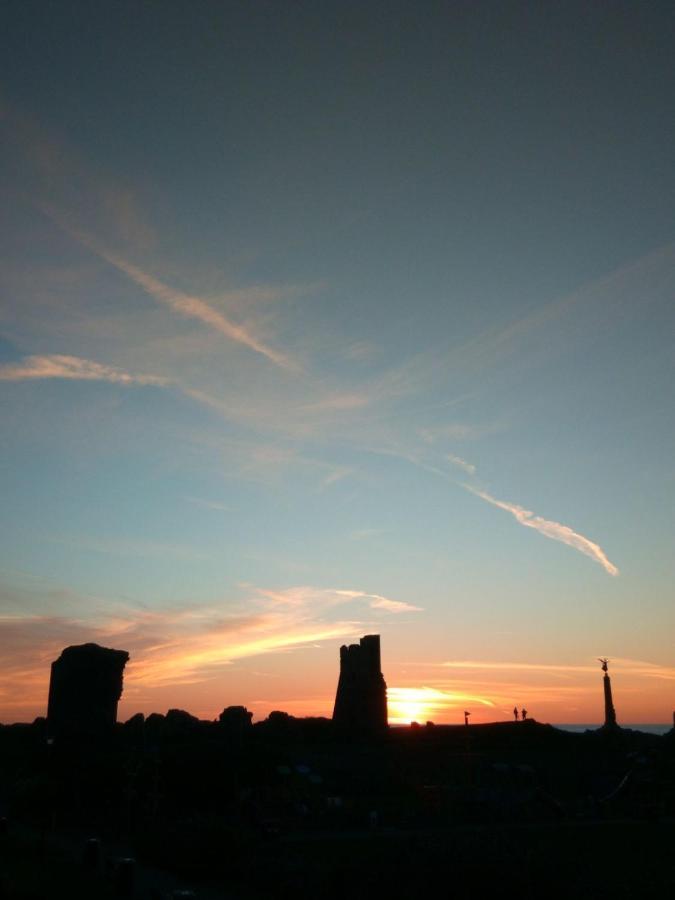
446 454 476 475
465 485 619 576
0 357 274 430
440 661 599 673
39 208 299 372
51 534 210 562
299 392 370 412
368 596 423 613
185 496 232 513
420 423 497 443
609 658 675 682
388 686 496 708
333 589 423 613
256 585 422 614
365 445 454 482
102 252 299 372
3 99 157 251
0 354 168 386
349 528 383 541
438 658 675 681
0 581 417 714
320 466 354 489
435 243 675 381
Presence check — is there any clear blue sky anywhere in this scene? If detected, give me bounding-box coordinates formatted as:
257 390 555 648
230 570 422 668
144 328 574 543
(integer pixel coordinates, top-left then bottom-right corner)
1 1 674 724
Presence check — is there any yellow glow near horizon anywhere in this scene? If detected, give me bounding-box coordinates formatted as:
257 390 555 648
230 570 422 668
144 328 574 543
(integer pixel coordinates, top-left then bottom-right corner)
387 686 495 725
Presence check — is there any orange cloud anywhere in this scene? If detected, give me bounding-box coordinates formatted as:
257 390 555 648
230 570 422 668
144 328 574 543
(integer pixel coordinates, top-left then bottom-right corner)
0 582 420 722
0 354 168 386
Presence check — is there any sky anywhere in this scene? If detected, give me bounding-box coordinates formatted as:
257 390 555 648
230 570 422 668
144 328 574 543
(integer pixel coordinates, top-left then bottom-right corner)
1 1 674 726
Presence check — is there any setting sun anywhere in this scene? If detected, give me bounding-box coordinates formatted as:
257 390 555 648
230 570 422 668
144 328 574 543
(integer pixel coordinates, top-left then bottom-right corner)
387 687 495 725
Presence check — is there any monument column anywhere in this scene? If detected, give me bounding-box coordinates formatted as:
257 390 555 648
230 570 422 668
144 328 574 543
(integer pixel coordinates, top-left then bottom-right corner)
599 658 617 729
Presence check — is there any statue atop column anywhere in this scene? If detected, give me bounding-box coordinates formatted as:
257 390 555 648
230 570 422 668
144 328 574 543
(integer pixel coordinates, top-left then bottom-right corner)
598 657 618 729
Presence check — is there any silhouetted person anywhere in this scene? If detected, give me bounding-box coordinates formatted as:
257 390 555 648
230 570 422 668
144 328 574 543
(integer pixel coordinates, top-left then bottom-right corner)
521 708 527 721
513 706 519 721
464 710 470 726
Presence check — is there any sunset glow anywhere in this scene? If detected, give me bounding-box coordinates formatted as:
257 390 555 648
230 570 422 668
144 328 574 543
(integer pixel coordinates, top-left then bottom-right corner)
2 4 675 730
387 687 495 725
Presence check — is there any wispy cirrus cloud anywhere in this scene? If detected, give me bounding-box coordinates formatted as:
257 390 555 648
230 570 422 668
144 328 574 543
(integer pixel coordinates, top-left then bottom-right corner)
368 596 423 613
257 585 422 615
126 583 422 687
95 248 300 373
0 354 168 386
349 528 383 541
333 589 423 613
299 392 370 412
399 655 675 723
50 534 210 562
420 422 497 443
0 580 421 720
319 466 355 489
439 658 675 680
1 98 158 252
446 454 476 475
4 103 304 375
441 660 597 673
465 485 619 576
41 210 300 373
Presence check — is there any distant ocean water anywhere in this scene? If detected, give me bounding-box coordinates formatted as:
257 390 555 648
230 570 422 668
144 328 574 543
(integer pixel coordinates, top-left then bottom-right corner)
554 724 672 735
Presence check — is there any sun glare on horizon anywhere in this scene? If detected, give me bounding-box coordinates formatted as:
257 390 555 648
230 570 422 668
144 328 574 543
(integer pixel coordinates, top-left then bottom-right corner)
387 687 495 725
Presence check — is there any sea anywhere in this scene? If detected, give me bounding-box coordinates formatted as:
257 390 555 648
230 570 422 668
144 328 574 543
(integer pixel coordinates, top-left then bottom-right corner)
554 724 672 735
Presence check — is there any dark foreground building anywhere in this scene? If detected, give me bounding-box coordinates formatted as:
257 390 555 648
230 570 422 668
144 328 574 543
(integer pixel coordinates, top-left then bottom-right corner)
47 643 129 738
332 634 387 731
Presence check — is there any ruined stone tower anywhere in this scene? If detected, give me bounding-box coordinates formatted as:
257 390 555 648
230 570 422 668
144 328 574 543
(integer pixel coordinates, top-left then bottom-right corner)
332 634 387 732
47 643 129 739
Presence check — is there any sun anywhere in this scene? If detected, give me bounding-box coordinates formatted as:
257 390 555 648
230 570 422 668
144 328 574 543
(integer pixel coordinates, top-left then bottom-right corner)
387 686 496 725
388 687 439 725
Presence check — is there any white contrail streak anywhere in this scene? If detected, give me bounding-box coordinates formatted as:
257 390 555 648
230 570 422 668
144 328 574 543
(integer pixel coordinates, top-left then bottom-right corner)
465 486 619 576
0 354 167 386
97 249 299 372
40 208 298 372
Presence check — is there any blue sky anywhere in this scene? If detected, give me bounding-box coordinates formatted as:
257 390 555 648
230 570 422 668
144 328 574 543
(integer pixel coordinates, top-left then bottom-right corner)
1 1 674 723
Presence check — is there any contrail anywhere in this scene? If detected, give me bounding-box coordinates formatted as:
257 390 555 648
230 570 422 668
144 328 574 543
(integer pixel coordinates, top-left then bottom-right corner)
40 207 299 372
0 354 167 386
465 485 619 576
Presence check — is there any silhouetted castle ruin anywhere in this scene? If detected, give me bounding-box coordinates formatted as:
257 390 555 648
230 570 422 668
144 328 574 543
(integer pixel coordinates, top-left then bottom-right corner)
332 634 387 731
47 643 129 738
1 637 670 900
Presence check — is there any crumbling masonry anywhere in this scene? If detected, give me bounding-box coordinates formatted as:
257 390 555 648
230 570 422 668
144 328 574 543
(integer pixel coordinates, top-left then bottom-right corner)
333 634 387 731
47 643 129 738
